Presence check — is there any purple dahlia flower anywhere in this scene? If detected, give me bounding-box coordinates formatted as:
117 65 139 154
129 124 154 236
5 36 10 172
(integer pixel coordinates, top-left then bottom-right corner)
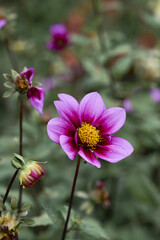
0 18 7 29
47 92 133 168
150 88 160 103
46 24 70 51
20 68 45 115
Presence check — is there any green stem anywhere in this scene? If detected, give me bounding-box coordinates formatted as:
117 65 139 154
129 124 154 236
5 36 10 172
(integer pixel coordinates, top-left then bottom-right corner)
2 101 23 205
3 169 19 204
61 156 81 240
18 100 23 210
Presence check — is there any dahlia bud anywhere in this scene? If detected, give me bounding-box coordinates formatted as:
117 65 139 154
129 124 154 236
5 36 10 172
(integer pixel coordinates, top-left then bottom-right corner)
18 161 45 188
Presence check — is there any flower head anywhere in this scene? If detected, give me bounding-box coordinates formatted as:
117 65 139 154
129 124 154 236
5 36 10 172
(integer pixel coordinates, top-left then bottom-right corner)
18 161 45 188
47 92 133 168
19 68 45 115
91 181 110 207
4 68 45 115
150 88 160 103
0 212 19 239
46 24 70 51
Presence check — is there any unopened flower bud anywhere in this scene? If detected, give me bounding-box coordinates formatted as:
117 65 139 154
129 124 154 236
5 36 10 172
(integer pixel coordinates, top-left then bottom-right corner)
18 161 45 188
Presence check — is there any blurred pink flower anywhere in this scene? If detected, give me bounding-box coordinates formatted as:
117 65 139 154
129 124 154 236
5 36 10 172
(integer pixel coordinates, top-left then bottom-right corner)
42 77 56 90
0 17 7 29
150 88 160 103
46 24 70 51
47 92 133 168
123 99 134 113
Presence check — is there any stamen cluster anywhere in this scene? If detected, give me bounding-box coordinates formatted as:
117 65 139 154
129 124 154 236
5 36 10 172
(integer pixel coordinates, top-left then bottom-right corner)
77 122 100 149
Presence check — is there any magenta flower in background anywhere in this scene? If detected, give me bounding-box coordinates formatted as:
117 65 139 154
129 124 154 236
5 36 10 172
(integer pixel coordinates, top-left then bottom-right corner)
150 88 160 103
123 99 134 113
20 68 45 115
0 17 7 29
42 77 56 91
46 24 70 51
47 92 133 168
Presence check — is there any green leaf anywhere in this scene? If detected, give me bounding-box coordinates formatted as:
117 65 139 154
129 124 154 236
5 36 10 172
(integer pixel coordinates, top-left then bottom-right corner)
43 203 64 229
111 55 132 79
80 218 109 240
31 212 53 227
21 203 32 212
11 197 18 210
23 218 35 225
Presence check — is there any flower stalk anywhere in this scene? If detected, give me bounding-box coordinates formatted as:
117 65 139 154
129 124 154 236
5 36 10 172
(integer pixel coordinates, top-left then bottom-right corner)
18 100 23 210
2 169 19 205
2 101 23 206
61 156 81 240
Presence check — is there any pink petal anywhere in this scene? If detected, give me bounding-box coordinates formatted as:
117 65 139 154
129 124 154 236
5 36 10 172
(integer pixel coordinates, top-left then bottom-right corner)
94 136 134 163
60 135 78 160
29 87 45 115
54 94 79 127
96 107 126 135
22 68 34 85
78 147 101 168
79 92 106 124
50 24 67 36
47 118 75 144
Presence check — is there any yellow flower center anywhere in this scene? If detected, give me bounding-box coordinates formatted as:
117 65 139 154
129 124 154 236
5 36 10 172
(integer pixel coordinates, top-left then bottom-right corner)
15 74 29 92
77 122 100 149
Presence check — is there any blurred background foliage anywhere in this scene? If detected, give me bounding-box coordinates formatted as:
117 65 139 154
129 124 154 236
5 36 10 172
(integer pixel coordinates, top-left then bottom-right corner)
0 0 160 239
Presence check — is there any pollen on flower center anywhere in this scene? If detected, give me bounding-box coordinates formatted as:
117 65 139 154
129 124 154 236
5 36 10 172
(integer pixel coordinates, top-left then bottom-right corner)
77 122 100 149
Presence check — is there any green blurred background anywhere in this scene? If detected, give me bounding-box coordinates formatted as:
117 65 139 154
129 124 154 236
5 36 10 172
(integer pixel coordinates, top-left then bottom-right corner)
0 0 160 239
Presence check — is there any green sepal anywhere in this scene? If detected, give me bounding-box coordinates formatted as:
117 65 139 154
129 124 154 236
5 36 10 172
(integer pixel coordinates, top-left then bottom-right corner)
4 81 15 88
11 69 19 80
11 158 23 169
20 203 32 212
33 82 42 87
3 73 14 82
11 153 25 169
23 218 35 225
11 197 18 210
3 90 14 98
14 153 25 164
23 66 28 71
